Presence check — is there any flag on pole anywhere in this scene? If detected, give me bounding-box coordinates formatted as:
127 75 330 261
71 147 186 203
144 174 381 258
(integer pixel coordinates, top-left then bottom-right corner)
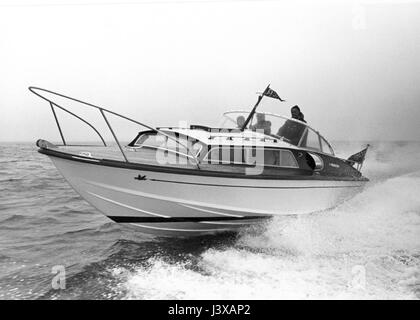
263 88 285 101
347 145 370 164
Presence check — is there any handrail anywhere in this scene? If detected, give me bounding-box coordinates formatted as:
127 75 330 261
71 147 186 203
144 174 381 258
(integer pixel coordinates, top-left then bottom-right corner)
222 110 335 156
29 87 201 169
49 102 66 146
51 101 107 147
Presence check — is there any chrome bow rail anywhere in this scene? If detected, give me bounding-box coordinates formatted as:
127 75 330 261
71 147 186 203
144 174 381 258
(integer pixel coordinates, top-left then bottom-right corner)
29 87 201 169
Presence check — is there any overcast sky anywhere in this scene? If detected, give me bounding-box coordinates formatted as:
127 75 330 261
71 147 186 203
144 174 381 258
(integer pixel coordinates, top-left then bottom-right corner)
0 0 419 143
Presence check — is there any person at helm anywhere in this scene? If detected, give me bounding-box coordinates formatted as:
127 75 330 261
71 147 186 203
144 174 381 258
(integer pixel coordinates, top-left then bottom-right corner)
277 105 306 145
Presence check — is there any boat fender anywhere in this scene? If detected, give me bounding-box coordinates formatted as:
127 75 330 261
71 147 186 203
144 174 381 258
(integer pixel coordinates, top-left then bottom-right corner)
36 139 57 149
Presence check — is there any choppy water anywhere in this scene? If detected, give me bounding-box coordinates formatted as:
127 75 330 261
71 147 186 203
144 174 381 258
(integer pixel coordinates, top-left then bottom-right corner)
0 141 419 300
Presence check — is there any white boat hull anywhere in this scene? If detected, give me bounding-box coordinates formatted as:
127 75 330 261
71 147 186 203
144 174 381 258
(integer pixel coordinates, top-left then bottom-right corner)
48 155 366 236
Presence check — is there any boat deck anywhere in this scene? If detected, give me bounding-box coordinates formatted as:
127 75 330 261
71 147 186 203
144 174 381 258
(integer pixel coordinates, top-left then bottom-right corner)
46 144 314 177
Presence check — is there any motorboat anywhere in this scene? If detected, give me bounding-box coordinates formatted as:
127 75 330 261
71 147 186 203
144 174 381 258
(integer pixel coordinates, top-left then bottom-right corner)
31 86 369 236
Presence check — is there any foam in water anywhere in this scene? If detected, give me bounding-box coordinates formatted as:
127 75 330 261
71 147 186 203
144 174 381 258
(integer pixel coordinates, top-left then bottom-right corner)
112 143 420 299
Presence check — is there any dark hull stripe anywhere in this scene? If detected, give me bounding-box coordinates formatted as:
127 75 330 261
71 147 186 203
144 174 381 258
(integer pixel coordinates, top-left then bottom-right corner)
108 216 272 223
148 178 364 189
38 147 368 182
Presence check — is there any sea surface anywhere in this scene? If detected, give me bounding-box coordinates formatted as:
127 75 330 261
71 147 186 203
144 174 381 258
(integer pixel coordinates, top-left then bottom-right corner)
0 141 419 299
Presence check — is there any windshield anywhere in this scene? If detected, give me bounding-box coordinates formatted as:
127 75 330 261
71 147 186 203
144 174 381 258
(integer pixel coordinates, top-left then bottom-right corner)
221 111 334 155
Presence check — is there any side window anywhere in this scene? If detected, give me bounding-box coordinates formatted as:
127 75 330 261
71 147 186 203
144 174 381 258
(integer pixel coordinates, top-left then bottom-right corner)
205 147 218 163
206 147 258 165
136 132 202 157
205 147 236 164
204 147 298 168
191 142 203 156
263 149 280 166
248 148 298 168
280 150 299 167
244 147 257 165
135 133 165 148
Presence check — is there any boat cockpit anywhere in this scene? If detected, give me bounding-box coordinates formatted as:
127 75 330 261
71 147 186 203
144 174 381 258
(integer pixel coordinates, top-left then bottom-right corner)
221 111 335 156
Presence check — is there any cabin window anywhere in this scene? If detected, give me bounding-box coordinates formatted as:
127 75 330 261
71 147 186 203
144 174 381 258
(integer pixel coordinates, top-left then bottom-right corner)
134 132 202 157
191 142 203 156
205 146 239 164
258 149 298 168
135 132 163 149
279 150 299 167
204 147 298 168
